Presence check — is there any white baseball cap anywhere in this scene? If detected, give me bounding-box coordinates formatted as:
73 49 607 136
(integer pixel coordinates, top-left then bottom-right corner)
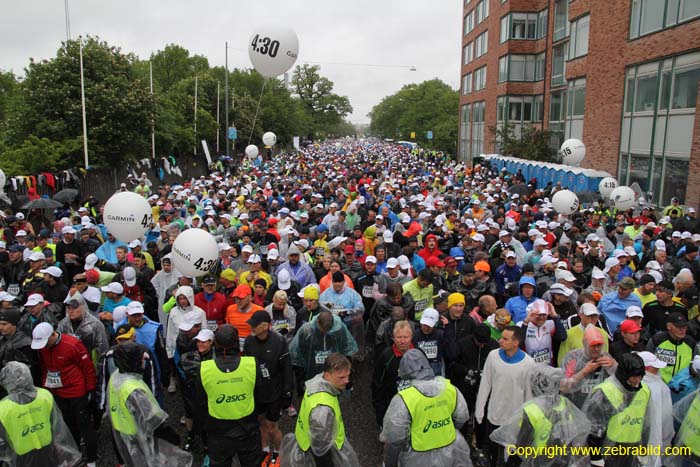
28 251 45 262
364 255 377 264
40 266 63 278
84 253 98 270
61 226 75 235
101 282 124 294
580 303 600 316
242 245 254 254
128 239 141 249
31 322 54 349
387 258 400 269
419 308 440 327
125 301 145 315
247 254 262 264
636 351 667 369
267 249 280 260
123 267 137 287
398 255 412 270
626 306 644 318
24 293 44 307
194 329 215 342
277 269 291 290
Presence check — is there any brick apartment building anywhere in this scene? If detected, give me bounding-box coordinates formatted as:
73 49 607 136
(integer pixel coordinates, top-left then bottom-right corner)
458 0 700 206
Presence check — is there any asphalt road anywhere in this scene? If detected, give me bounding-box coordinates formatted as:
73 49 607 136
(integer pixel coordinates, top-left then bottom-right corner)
97 357 383 466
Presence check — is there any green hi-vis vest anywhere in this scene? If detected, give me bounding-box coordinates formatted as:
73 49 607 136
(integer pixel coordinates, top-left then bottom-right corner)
200 357 256 420
398 378 457 452
0 388 54 455
596 380 650 444
108 377 158 435
522 397 568 448
295 390 345 452
678 394 700 456
655 339 693 383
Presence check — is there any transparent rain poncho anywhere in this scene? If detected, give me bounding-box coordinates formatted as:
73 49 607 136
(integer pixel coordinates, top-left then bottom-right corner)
490 365 591 467
107 344 192 467
0 362 82 467
280 373 360 467
379 349 472 467
667 390 700 467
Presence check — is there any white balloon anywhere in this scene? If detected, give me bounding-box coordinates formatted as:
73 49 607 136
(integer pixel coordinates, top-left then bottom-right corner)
248 26 299 78
171 228 219 277
245 145 259 159
262 131 277 146
610 186 637 211
0 169 5 188
560 139 586 165
598 177 618 197
552 189 580 214
103 192 152 242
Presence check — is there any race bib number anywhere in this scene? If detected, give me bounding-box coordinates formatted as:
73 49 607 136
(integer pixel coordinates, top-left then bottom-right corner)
45 371 63 389
260 364 270 379
397 378 412 391
418 340 439 360
315 350 331 365
656 348 676 366
531 348 550 364
362 286 374 298
206 320 218 332
331 307 348 317
7 283 19 296
415 299 428 312
273 319 290 334
260 245 268 255
580 379 596 394
239 337 246 352
315 247 325 257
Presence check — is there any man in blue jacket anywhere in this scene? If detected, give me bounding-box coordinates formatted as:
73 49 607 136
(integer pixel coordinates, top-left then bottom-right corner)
504 276 537 323
494 251 522 295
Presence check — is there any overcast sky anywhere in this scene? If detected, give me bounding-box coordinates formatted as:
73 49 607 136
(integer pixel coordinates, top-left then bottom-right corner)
1 0 461 124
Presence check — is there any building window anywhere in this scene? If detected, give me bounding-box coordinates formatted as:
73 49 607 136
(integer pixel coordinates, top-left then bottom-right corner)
619 51 700 205
499 54 541 82
535 52 546 81
568 15 589 60
462 73 472 95
460 104 471 161
553 0 569 41
551 44 567 86
500 10 548 42
474 65 488 91
475 31 489 58
476 0 489 24
549 90 567 152
630 0 700 39
464 10 474 36
471 101 486 159
465 0 472 6
565 77 586 140
496 95 544 139
463 42 473 65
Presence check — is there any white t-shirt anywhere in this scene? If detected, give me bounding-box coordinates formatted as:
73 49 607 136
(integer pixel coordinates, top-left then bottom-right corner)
521 320 555 365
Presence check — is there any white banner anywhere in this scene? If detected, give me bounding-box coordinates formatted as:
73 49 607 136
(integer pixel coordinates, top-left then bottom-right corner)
293 136 300 150
201 140 212 166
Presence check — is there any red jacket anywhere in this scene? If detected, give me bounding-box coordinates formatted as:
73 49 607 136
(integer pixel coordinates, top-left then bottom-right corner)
194 291 229 325
38 333 96 399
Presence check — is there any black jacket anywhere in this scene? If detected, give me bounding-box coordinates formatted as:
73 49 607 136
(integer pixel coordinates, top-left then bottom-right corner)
243 330 293 403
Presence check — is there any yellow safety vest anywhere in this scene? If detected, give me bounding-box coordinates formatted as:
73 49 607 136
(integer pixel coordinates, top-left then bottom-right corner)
596 380 650 444
522 397 568 448
398 378 457 452
200 357 256 420
677 393 700 456
108 376 158 435
295 390 345 451
0 388 54 455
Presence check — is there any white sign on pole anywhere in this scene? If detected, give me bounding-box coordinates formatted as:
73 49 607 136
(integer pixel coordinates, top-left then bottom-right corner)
201 140 212 166
293 136 300 150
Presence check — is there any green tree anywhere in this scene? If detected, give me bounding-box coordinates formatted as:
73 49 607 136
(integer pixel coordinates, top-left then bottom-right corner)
291 65 352 138
490 123 555 162
149 44 209 92
7 36 155 170
368 79 458 154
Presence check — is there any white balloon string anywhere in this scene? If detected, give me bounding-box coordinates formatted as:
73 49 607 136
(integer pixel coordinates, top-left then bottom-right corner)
247 78 267 146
